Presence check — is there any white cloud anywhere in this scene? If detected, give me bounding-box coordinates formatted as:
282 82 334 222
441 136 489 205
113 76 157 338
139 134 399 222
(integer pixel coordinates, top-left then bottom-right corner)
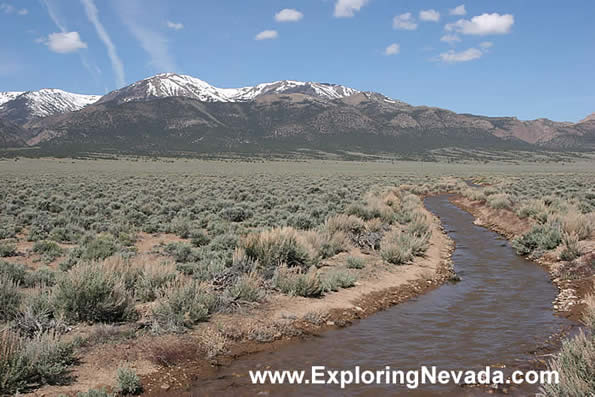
480 41 493 48
114 0 177 72
45 31 87 53
384 43 400 56
439 48 482 63
419 9 440 22
449 5 466 16
167 20 184 30
446 13 514 35
17 8 27 15
255 30 278 40
275 8 303 22
334 0 369 18
440 34 461 44
80 0 126 87
393 13 417 30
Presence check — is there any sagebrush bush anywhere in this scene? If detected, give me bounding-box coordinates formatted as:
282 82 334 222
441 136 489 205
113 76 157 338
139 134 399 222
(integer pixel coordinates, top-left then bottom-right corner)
321 269 357 292
512 223 562 256
152 279 217 333
33 240 64 263
380 230 430 265
0 274 21 321
241 227 312 277
115 366 142 395
0 241 17 257
272 265 323 297
486 193 513 209
0 330 76 395
325 214 366 236
560 210 594 241
224 272 265 303
346 256 366 269
559 233 581 261
53 262 136 323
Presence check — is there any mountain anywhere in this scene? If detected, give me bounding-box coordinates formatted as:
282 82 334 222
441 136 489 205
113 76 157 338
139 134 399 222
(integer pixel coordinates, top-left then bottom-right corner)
0 89 100 125
0 119 26 148
25 91 541 154
0 91 24 106
1 73 594 154
95 73 359 105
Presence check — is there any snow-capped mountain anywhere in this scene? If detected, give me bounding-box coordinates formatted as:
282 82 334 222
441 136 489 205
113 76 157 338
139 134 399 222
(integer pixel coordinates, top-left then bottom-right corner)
0 89 101 125
96 73 360 105
0 91 24 106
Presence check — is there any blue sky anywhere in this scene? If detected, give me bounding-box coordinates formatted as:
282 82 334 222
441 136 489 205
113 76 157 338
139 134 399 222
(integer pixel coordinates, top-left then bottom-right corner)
0 0 593 122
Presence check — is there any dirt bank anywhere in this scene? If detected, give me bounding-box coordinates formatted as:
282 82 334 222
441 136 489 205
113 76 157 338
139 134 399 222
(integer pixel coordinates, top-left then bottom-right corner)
31 209 455 396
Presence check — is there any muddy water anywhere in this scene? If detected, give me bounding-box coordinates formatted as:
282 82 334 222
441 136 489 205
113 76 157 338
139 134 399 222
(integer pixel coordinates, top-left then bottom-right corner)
193 195 571 396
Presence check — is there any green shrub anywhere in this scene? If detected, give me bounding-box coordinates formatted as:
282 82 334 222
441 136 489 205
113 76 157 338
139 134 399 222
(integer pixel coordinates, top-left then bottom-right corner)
486 193 513 209
80 234 118 261
13 288 61 337
33 240 64 263
0 241 17 257
53 262 136 323
0 330 76 395
152 280 217 333
512 223 562 256
190 230 210 247
0 260 28 285
346 256 366 269
380 230 430 265
224 272 265 303
163 242 197 263
559 233 581 261
115 367 142 395
241 227 312 277
321 269 356 292
272 265 323 298
0 274 22 321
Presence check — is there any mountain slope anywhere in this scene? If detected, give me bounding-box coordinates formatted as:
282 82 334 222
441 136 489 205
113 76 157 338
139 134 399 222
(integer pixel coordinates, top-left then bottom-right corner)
0 119 26 148
0 89 100 125
28 93 537 154
95 73 360 105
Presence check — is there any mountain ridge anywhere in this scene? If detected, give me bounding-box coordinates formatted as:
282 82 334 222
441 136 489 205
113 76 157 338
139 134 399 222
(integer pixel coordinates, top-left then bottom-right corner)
0 73 593 153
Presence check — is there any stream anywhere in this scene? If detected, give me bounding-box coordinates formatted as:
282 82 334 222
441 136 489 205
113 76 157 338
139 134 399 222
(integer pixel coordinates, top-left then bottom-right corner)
192 195 572 396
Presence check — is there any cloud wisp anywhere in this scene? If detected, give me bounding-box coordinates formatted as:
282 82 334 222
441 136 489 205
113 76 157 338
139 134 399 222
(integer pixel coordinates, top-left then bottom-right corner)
419 9 440 22
275 9 303 22
80 0 126 87
439 47 483 63
440 34 461 44
334 0 369 18
167 21 184 30
449 5 466 16
446 13 514 35
385 43 400 56
255 30 278 40
114 0 177 72
393 13 417 30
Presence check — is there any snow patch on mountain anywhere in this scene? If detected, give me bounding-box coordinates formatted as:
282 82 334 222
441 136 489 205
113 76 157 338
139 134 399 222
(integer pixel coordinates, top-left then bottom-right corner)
0 91 24 107
97 73 361 105
15 89 101 118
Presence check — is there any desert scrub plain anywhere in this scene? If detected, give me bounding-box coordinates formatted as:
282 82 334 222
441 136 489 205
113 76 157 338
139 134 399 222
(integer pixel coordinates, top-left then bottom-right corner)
0 157 593 396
